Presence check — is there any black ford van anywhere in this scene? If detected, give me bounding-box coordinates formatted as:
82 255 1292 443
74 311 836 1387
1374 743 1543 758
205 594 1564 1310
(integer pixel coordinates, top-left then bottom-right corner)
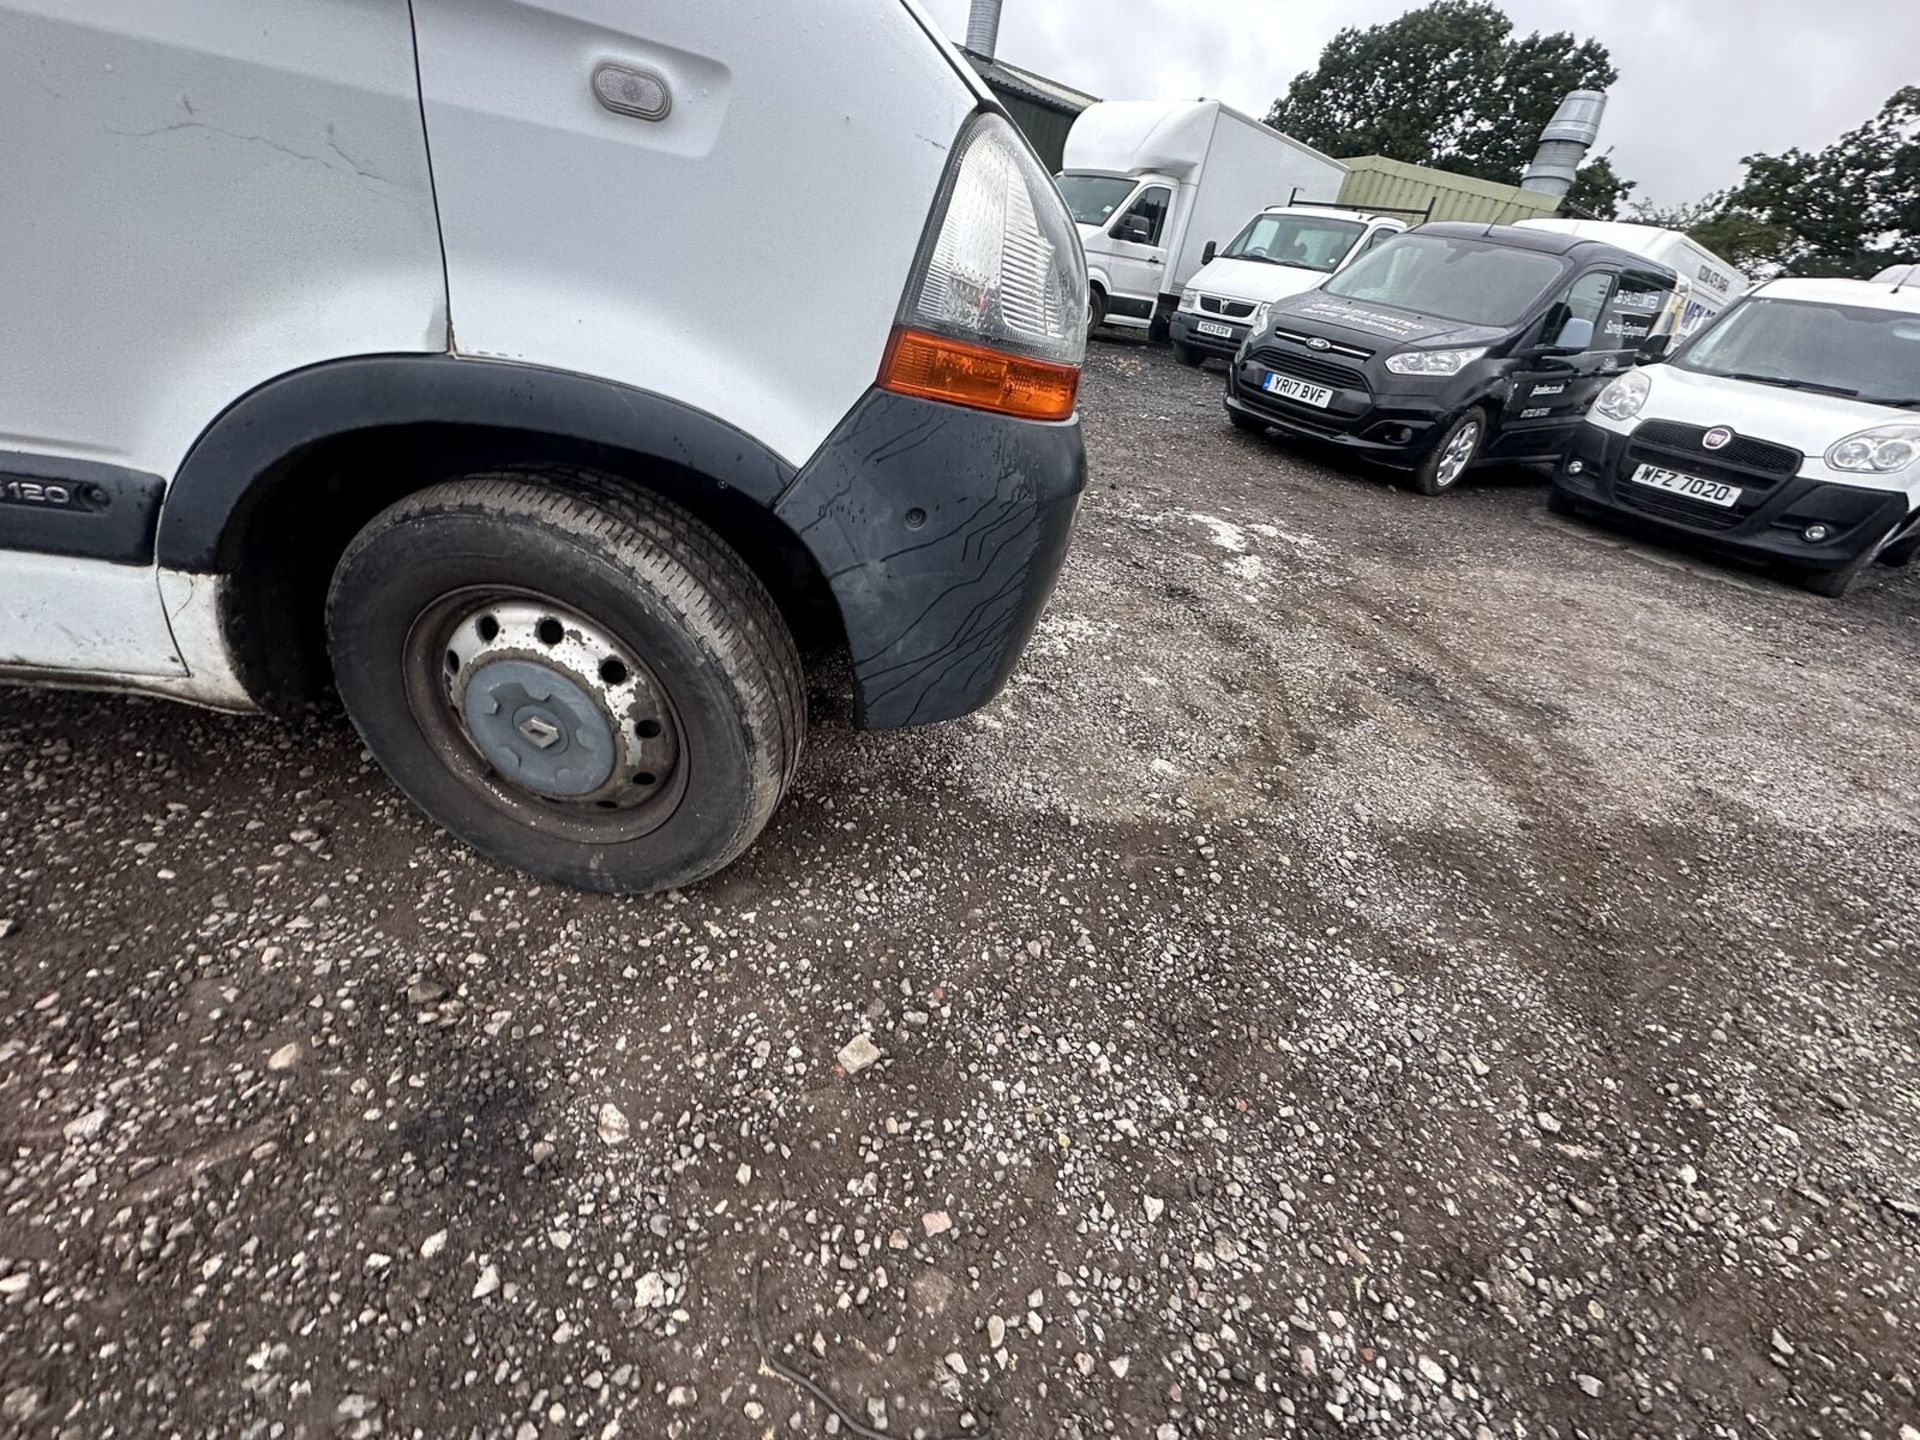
1224 222 1679 494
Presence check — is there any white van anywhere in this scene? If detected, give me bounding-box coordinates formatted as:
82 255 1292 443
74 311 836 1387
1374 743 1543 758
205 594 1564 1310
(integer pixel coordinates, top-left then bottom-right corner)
1517 219 1745 339
1552 276 1920 596
0 0 1088 893
1168 202 1416 366
1056 100 1347 339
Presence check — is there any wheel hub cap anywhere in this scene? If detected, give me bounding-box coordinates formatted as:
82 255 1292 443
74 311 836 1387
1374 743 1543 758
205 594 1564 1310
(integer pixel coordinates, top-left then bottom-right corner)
424 598 683 826
462 661 616 797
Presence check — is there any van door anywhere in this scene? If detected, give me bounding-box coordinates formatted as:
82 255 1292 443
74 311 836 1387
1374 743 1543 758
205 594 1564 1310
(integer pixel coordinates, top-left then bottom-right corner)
1498 269 1623 457
0 0 443 678
1102 184 1173 320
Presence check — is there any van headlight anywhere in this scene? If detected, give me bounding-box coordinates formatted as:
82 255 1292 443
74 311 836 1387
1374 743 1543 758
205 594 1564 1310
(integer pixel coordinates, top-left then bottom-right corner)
1826 424 1920 474
1249 302 1273 335
1179 288 1201 313
1384 347 1488 377
1593 368 1652 422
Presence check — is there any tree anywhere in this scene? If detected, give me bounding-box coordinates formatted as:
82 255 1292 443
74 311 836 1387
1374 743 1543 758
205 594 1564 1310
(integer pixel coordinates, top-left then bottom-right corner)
1267 0 1628 201
1566 153 1634 220
1629 196 1789 272
1721 87 1920 277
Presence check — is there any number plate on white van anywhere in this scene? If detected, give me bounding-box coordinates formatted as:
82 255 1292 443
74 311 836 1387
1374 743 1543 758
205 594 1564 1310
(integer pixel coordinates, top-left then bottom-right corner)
1630 463 1741 508
1261 373 1334 408
1196 320 1235 339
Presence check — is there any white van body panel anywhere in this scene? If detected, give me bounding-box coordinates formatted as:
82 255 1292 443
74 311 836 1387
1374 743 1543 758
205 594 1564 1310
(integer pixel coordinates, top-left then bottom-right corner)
411 0 977 470
0 0 445 677
1186 255 1331 307
1516 219 1744 337
0 554 185 678
1589 364 1920 504
1064 100 1347 328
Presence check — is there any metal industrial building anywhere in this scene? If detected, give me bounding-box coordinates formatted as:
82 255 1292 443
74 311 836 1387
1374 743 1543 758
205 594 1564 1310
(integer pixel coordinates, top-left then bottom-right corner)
961 50 1098 173
954 0 1095 173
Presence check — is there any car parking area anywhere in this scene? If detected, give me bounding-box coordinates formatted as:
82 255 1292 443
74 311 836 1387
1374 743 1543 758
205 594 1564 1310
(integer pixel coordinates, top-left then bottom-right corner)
2 342 1918 1439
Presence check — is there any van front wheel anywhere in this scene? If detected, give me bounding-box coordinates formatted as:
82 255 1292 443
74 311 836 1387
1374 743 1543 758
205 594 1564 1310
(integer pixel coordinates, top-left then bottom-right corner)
1087 287 1107 335
326 471 804 893
1798 519 1902 598
1413 410 1486 496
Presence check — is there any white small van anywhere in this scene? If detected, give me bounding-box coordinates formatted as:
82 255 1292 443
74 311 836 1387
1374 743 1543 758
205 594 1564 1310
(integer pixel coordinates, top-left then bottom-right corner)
1553 276 1920 596
0 0 1088 892
1168 203 1415 366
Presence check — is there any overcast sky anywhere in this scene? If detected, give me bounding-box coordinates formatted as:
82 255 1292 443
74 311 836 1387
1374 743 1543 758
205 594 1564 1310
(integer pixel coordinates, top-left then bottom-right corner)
920 0 1920 207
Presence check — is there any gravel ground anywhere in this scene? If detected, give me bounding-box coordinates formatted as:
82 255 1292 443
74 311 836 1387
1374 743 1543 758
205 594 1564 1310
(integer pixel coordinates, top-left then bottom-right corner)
3 342 1919 1440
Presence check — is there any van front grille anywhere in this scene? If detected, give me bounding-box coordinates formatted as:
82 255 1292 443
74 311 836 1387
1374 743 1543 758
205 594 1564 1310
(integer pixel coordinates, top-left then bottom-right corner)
1632 420 1802 476
1250 348 1369 392
1199 296 1257 319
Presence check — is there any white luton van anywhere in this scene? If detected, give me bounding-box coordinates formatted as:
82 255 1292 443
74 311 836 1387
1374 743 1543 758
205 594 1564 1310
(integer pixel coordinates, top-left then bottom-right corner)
1517 218 1745 339
1553 275 1920 596
0 0 1088 893
1056 100 1348 340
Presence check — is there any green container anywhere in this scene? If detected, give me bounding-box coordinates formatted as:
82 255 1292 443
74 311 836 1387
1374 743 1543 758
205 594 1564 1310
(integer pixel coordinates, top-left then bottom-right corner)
1337 156 1562 225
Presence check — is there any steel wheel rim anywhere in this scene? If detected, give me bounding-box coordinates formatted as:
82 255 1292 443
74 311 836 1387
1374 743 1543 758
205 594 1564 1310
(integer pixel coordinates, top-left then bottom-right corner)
402 589 689 844
1435 418 1481 487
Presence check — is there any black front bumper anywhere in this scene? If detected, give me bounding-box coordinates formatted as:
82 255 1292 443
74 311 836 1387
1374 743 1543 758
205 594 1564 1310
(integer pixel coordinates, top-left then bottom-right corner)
1551 423 1912 572
775 389 1085 730
1224 354 1459 468
1170 309 1254 359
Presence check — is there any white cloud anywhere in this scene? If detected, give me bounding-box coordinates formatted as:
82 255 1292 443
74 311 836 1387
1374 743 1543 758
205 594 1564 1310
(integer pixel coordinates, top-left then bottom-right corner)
921 0 1920 206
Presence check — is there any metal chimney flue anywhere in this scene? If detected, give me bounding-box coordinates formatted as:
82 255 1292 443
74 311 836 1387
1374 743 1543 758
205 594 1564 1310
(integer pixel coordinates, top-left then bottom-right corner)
1521 89 1607 198
966 0 1003 59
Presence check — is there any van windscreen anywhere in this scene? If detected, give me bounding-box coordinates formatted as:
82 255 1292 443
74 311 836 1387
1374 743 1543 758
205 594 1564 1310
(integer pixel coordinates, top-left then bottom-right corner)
1056 174 1140 228
1222 214 1365 273
1321 233 1566 326
1675 297 1920 406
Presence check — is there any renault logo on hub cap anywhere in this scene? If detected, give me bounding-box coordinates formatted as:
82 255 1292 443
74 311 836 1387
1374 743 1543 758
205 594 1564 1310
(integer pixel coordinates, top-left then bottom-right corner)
1703 426 1734 450
1306 337 1332 351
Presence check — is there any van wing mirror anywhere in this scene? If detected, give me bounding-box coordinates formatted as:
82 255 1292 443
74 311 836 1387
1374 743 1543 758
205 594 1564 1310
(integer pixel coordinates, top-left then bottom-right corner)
1202 240 1218 265
1550 316 1595 353
1635 333 1672 365
1118 215 1152 244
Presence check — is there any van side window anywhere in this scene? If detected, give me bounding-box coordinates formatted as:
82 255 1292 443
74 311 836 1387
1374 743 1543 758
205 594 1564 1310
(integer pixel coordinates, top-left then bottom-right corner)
1550 271 1616 352
1599 274 1670 349
1114 186 1171 246
1359 226 1400 256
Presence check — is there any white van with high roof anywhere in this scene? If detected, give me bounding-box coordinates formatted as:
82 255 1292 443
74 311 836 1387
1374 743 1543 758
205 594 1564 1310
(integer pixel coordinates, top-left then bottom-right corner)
0 0 1088 893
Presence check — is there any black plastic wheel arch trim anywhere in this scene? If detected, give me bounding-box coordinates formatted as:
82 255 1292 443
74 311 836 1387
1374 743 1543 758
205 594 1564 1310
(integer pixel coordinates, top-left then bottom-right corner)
776 388 1085 730
158 354 797 572
0 452 165 566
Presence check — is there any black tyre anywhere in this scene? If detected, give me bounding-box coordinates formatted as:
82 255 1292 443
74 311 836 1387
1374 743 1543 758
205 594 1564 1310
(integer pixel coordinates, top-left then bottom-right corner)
326 471 804 893
1876 526 1919 569
1413 409 1488 496
1799 521 1900 599
1087 287 1107 335
1546 486 1580 518
1172 340 1205 368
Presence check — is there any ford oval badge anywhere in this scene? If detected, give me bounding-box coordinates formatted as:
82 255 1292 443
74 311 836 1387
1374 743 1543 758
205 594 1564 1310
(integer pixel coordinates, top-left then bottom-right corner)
1306 337 1332 351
